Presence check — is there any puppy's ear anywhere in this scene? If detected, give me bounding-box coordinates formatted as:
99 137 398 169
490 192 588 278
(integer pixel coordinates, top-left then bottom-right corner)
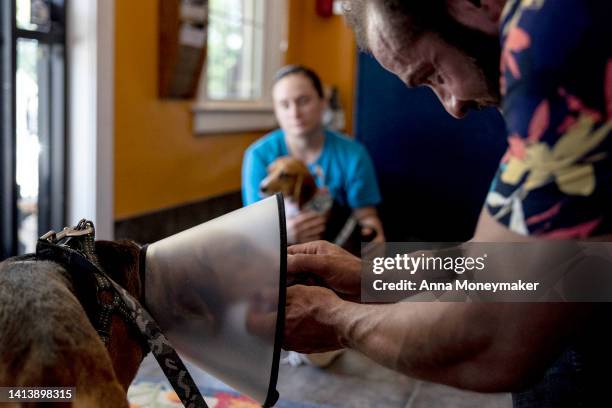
298 173 318 207
293 173 304 204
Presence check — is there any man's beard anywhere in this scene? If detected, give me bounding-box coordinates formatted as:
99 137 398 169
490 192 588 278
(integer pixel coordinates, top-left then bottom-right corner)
438 17 502 108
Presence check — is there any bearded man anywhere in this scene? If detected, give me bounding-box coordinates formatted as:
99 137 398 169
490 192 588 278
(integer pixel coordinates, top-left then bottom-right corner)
284 1 612 406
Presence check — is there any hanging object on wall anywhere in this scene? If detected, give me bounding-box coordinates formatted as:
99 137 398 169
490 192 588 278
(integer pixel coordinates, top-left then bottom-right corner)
159 0 209 98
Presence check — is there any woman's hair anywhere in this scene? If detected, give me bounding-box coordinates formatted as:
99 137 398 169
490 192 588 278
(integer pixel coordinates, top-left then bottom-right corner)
272 65 324 98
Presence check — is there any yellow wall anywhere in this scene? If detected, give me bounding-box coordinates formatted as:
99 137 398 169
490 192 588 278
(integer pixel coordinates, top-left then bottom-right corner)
114 1 262 219
286 0 357 134
114 0 357 219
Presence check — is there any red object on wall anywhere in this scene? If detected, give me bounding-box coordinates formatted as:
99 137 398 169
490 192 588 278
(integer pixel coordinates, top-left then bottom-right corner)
316 0 333 17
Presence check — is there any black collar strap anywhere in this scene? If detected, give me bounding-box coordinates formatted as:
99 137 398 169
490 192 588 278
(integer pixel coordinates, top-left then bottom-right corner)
36 220 209 408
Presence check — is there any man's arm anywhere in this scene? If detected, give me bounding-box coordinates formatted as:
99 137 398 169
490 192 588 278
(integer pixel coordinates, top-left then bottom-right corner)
285 206 591 393
334 301 588 391
285 283 589 392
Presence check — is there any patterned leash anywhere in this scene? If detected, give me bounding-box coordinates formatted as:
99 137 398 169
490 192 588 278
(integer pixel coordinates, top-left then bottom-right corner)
36 220 209 408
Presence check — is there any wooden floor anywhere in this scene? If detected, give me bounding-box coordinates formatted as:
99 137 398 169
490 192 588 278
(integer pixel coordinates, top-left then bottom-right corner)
134 350 512 407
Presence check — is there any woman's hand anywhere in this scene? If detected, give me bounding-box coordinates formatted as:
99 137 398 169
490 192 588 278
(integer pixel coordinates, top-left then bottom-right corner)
286 210 327 244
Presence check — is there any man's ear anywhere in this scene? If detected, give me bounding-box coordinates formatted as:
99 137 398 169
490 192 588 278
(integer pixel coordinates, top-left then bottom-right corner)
446 0 502 36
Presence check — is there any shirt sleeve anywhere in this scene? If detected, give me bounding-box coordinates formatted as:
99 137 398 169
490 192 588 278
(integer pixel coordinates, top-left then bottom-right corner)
485 0 612 238
346 144 382 209
241 147 268 206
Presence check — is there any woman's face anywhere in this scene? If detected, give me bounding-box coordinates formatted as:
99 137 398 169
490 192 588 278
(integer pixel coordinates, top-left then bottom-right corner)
273 74 327 138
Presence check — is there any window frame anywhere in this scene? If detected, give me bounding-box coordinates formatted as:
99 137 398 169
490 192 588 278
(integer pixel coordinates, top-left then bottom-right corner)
1 0 67 258
1 0 18 258
192 0 288 134
65 0 115 241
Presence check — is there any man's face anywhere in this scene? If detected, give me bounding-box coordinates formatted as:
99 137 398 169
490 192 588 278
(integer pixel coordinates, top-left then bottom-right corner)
273 74 326 138
345 0 501 118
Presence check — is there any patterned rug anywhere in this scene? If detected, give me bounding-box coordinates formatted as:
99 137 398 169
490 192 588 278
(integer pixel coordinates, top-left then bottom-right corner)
128 382 327 408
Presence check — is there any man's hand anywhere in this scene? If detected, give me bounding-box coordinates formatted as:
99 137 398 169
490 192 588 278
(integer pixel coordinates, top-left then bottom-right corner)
283 284 346 353
288 240 362 300
286 210 327 244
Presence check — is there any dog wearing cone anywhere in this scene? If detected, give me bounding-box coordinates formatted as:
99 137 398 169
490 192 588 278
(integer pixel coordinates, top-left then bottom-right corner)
0 241 146 407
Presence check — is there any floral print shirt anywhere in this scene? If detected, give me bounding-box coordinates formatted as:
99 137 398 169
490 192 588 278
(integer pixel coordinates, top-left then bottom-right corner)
486 0 612 238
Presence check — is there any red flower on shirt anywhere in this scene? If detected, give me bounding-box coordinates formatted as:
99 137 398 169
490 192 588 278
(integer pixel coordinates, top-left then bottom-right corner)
500 27 531 94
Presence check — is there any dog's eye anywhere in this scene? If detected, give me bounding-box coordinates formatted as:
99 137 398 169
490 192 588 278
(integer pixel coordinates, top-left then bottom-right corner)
279 171 289 179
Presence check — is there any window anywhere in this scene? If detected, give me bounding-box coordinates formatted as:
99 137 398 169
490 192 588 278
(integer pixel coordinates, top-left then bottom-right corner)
206 0 264 101
193 0 287 134
1 0 66 257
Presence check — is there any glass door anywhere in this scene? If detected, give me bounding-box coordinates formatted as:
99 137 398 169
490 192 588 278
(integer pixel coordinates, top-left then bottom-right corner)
1 0 66 258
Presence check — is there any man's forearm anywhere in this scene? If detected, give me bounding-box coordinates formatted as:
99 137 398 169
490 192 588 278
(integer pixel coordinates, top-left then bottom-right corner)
330 301 495 388
328 300 583 392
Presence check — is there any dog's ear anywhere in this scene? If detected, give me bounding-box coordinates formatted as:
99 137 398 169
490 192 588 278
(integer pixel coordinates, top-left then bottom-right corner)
293 173 304 204
95 240 147 389
95 240 142 301
298 172 317 207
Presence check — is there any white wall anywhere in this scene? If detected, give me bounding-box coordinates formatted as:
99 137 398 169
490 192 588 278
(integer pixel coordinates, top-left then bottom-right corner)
67 0 114 239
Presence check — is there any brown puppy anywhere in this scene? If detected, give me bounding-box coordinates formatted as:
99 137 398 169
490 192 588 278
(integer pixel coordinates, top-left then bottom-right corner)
259 156 375 255
260 156 318 208
0 240 145 407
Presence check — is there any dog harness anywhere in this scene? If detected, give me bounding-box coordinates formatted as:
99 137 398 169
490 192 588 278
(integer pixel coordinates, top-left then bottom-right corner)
36 220 209 408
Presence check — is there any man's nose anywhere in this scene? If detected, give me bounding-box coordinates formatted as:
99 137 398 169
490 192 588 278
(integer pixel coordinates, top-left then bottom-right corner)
428 85 470 119
442 94 470 119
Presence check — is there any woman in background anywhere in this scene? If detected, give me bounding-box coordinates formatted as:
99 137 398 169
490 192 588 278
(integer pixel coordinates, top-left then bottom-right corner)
241 65 385 245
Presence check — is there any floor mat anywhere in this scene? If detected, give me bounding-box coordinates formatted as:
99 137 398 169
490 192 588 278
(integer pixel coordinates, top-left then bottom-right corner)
128 382 329 408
